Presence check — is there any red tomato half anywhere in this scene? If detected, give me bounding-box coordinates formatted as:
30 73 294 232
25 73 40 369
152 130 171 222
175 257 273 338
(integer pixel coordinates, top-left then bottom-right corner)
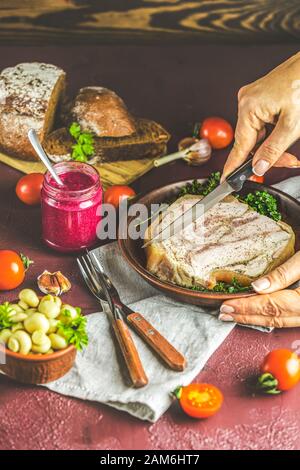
104 185 136 209
200 117 233 149
177 383 223 419
16 173 44 205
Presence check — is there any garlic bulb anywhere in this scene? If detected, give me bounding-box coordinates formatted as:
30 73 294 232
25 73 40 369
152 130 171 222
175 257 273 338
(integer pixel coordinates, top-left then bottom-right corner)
179 138 212 166
154 137 211 168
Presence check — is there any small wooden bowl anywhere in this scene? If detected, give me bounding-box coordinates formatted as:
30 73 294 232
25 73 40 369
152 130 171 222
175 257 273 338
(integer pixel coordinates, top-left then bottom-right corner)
119 179 300 308
0 300 77 384
0 344 76 384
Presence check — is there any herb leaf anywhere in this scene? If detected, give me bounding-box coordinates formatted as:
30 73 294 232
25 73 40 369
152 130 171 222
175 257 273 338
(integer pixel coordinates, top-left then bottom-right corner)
57 313 88 351
69 122 95 162
69 122 81 140
0 302 15 330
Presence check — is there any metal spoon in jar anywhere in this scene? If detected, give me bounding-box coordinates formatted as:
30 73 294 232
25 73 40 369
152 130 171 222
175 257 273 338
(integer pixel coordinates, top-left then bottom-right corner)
28 129 64 186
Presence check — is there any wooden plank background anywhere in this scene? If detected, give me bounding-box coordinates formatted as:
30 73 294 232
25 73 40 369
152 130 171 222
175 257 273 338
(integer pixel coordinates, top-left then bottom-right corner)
0 0 300 45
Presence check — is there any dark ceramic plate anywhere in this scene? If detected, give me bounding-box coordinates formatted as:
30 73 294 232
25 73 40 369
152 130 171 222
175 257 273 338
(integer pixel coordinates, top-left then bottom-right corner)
119 180 300 308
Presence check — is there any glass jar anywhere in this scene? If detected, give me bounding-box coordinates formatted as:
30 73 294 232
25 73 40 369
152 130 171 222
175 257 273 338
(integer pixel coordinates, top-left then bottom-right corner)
41 162 103 252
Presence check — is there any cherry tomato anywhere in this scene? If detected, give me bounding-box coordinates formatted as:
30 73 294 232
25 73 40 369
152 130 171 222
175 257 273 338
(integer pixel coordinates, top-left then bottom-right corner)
104 185 136 209
249 174 265 183
0 250 25 291
260 349 300 392
200 117 233 149
16 173 44 205
175 383 223 419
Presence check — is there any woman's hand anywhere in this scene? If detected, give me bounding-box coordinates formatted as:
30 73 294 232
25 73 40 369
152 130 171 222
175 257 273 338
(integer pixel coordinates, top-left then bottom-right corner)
222 52 300 181
219 252 300 328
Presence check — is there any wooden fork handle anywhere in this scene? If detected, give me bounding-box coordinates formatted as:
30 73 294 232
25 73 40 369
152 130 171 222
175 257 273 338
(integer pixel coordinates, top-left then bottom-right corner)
127 313 186 371
112 319 148 388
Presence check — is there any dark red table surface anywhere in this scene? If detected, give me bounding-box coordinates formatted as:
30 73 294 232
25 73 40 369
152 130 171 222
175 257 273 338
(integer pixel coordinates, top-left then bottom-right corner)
1 44 300 451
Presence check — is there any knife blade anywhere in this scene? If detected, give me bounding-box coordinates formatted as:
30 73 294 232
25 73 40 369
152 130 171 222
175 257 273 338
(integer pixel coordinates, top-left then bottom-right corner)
142 157 254 248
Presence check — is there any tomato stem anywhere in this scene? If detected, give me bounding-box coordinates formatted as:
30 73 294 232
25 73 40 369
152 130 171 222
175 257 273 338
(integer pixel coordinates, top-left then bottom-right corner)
193 122 201 138
172 386 183 400
256 372 281 395
20 253 34 271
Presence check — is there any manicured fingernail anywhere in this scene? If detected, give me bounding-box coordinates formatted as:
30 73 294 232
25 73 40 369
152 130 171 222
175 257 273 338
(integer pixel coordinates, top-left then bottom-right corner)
220 304 235 314
253 159 270 176
251 277 271 291
219 313 234 322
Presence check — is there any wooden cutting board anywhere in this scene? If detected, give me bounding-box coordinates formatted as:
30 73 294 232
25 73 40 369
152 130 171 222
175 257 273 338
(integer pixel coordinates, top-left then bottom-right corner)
0 151 156 189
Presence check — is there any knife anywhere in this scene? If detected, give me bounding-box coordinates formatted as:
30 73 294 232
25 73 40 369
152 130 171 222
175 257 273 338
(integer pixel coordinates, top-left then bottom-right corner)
143 157 254 248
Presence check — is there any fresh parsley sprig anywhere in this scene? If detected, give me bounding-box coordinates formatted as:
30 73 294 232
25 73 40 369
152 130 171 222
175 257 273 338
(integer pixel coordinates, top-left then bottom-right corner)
0 302 15 330
69 122 95 163
57 308 88 351
240 190 281 222
178 172 221 198
189 278 252 294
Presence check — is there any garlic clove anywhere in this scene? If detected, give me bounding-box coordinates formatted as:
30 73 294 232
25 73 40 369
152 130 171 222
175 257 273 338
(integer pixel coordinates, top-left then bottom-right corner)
37 270 71 296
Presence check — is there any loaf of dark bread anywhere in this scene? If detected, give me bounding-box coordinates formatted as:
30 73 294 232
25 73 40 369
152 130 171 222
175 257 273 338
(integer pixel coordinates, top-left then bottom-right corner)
44 118 170 163
65 86 137 138
0 63 66 161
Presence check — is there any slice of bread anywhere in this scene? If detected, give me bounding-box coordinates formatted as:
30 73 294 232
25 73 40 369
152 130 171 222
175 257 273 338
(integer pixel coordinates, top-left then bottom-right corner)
144 195 295 289
44 118 170 163
0 63 66 161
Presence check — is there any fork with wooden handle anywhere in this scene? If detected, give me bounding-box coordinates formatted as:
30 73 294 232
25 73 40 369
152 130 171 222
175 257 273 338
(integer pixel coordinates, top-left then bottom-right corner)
77 255 148 388
89 251 187 372
111 305 148 388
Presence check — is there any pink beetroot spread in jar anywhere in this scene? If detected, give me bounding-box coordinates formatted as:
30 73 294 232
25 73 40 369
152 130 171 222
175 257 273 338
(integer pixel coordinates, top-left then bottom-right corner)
41 162 103 252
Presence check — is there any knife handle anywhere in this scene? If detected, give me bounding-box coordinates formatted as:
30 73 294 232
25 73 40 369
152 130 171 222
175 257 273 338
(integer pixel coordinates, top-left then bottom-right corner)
227 157 254 192
112 318 148 388
127 313 186 371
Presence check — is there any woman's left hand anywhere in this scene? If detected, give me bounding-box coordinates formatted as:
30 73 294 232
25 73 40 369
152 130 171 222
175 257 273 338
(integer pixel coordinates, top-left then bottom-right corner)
219 251 300 328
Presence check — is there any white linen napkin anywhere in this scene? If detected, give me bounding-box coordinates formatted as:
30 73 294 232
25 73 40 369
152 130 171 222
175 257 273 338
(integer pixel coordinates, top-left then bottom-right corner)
44 176 300 422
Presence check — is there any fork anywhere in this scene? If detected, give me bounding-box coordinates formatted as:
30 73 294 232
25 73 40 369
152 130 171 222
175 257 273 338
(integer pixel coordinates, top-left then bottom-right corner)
79 250 186 372
90 252 187 371
78 254 148 388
